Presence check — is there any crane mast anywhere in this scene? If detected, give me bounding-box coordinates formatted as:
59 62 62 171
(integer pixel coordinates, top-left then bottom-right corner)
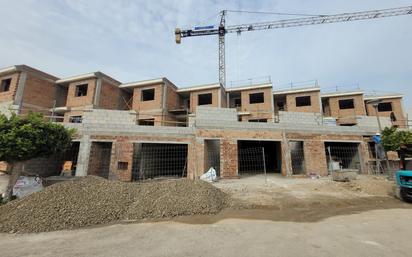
175 6 412 87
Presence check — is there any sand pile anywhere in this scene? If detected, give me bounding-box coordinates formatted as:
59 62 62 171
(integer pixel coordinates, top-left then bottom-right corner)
0 176 228 233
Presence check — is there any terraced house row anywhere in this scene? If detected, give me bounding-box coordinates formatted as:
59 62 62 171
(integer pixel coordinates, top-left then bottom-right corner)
0 64 408 181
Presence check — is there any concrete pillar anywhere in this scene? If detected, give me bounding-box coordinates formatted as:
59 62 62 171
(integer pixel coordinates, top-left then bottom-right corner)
14 72 27 113
75 135 91 176
280 141 293 176
358 141 370 174
304 140 328 176
93 78 102 107
186 140 198 179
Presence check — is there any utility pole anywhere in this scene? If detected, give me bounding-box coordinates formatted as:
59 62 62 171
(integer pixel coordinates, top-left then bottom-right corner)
369 99 391 173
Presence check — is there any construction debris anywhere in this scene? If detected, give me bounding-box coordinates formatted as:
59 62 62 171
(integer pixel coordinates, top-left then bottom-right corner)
0 176 228 233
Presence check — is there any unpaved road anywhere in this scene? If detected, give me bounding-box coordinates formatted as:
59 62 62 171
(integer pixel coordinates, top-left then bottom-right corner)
1 174 411 256
1 209 412 257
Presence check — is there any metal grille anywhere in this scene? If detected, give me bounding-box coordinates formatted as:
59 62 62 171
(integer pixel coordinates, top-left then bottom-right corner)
238 147 266 175
325 144 361 173
131 143 188 181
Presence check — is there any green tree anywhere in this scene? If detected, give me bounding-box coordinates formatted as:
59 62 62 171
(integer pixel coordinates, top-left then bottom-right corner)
381 127 412 152
0 113 75 202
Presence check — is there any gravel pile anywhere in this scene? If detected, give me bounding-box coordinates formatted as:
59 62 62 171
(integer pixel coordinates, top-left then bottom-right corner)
0 176 228 233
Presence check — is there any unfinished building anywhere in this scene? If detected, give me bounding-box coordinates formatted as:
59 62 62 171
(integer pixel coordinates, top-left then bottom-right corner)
0 64 409 180
0 65 58 117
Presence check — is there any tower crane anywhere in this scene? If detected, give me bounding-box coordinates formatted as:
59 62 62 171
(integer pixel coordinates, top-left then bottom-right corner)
175 6 412 87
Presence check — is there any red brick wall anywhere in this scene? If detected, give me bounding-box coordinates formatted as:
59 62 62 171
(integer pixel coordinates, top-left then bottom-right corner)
109 140 133 181
66 78 97 108
98 81 120 110
166 84 180 111
239 87 273 121
303 140 328 176
285 91 321 113
365 98 406 127
132 83 163 111
327 94 366 124
189 88 220 113
0 72 20 103
220 139 238 178
22 73 56 110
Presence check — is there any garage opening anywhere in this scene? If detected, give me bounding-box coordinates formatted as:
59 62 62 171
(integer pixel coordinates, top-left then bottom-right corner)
204 139 220 176
290 141 305 175
88 142 112 178
324 142 361 173
237 140 281 175
131 143 188 181
64 142 80 176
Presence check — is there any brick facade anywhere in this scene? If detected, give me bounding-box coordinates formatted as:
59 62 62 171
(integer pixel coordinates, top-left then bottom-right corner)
0 65 408 182
238 87 273 122
285 90 321 113
66 78 97 108
189 88 220 113
325 93 366 124
99 80 123 110
365 97 406 127
0 72 20 103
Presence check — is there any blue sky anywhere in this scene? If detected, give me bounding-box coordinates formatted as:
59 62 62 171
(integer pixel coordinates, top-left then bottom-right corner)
1 0 411 108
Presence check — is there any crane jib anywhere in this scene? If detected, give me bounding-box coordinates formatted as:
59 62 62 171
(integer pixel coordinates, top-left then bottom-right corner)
180 29 220 38
175 5 412 86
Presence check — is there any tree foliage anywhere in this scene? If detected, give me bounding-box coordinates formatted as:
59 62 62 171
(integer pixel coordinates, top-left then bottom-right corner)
381 126 412 152
0 113 75 163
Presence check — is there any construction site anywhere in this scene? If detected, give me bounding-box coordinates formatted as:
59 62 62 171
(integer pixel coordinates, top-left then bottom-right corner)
0 64 408 180
1 3 412 257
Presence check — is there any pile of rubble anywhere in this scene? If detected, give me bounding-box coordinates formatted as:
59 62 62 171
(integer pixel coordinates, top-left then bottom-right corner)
0 176 228 233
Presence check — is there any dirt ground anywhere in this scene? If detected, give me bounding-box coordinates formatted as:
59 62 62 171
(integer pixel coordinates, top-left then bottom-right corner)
1 209 411 257
1 174 411 256
168 174 409 224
